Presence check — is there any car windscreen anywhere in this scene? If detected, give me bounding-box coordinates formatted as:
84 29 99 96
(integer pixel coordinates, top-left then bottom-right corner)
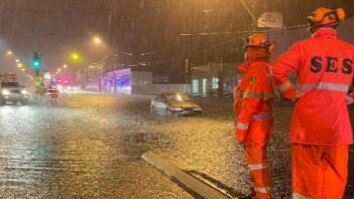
1 82 20 87
165 94 191 102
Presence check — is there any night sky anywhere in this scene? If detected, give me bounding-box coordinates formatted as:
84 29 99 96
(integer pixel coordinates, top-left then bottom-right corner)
0 0 353 79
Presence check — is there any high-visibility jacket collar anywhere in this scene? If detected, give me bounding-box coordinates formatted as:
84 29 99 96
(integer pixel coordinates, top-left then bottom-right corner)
236 61 269 74
312 27 337 38
246 47 270 62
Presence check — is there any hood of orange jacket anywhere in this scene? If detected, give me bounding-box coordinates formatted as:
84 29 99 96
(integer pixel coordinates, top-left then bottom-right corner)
246 47 270 62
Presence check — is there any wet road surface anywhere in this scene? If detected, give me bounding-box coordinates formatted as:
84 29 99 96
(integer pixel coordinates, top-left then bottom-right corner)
0 93 352 199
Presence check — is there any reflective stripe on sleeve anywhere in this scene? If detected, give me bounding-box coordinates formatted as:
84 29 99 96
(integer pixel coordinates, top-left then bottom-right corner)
279 81 293 92
251 113 272 120
234 92 243 99
254 187 271 194
248 163 268 170
236 123 249 130
292 193 313 199
299 82 349 93
243 91 274 100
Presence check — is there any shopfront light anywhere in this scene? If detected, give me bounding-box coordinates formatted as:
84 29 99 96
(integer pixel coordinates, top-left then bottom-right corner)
2 90 10 95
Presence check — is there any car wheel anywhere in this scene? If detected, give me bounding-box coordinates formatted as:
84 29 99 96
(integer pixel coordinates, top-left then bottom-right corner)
150 106 155 115
166 108 173 116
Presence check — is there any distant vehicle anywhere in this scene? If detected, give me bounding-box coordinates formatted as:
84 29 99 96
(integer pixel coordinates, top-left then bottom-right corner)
151 92 202 116
0 80 29 105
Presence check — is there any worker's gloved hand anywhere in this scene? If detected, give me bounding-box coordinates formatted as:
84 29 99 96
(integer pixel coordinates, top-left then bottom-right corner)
345 95 354 105
293 91 303 103
235 128 248 144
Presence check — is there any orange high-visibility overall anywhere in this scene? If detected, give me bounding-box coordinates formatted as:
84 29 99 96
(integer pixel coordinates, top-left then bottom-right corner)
234 48 274 198
272 28 354 199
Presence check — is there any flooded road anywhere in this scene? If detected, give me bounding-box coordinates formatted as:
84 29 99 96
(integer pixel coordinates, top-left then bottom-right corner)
0 93 352 199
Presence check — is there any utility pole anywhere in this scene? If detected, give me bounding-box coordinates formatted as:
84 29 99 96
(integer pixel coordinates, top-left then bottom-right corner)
218 54 224 97
185 59 190 93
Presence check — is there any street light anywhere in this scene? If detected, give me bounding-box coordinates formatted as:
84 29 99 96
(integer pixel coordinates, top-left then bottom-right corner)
17 63 23 68
72 54 79 60
15 59 20 63
70 52 81 62
63 64 68 68
6 50 13 55
93 36 102 44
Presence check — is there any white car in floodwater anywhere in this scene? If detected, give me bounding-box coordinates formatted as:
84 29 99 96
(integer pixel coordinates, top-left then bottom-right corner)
151 92 202 116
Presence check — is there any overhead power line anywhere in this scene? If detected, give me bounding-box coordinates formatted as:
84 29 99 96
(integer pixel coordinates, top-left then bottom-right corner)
0 7 135 16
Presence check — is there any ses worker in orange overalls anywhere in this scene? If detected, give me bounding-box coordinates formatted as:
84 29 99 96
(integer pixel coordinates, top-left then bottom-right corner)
234 33 275 199
272 7 353 199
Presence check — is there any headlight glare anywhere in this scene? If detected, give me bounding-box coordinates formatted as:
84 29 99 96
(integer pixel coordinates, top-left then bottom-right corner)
2 90 10 95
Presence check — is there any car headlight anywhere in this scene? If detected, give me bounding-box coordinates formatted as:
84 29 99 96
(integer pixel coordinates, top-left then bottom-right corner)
193 107 202 111
21 90 27 94
2 90 10 95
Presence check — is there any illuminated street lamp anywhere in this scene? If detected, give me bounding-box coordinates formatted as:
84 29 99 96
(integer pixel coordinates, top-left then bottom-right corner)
72 54 79 60
57 68 62 72
17 63 23 68
63 64 68 69
70 52 81 62
6 50 13 55
93 36 102 44
15 59 20 63
21 68 26 72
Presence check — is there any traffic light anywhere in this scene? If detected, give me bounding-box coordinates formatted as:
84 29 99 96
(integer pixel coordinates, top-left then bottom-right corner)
32 52 42 69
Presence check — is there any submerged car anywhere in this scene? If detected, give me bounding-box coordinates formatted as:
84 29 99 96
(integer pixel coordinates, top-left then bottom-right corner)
151 92 202 116
0 81 29 105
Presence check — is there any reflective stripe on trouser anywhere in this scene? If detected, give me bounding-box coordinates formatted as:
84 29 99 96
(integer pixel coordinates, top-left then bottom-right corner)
245 145 271 199
237 122 249 130
292 144 348 199
292 193 313 199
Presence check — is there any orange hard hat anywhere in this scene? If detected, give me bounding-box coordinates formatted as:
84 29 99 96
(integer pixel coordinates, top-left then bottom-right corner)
308 7 345 32
245 33 274 53
247 33 268 48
